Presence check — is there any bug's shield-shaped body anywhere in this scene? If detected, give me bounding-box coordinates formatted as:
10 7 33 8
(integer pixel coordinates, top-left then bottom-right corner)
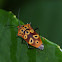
17 24 44 50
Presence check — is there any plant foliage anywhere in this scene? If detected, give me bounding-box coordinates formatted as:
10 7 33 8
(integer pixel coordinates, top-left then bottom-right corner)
0 9 62 62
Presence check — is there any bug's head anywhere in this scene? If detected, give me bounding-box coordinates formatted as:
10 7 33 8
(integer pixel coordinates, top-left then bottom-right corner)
23 24 31 29
17 23 31 28
17 24 32 29
17 24 32 37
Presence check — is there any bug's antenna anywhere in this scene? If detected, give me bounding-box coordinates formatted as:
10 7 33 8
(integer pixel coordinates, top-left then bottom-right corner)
29 22 31 25
27 23 28 24
5 25 18 29
18 8 21 25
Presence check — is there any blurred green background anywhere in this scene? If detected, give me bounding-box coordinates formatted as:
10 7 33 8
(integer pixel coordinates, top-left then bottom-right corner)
0 0 62 48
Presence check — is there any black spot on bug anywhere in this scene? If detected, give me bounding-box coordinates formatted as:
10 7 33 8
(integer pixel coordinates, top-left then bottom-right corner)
25 27 27 28
25 36 26 38
25 30 30 35
26 31 28 33
33 35 39 39
37 42 38 43
19 33 21 34
23 26 24 27
22 33 23 35
21 30 23 32
35 36 37 37
29 38 34 44
31 40 32 42
24 35 27 39
24 31 25 34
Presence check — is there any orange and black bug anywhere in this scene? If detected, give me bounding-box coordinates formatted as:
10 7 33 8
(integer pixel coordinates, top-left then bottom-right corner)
17 23 44 50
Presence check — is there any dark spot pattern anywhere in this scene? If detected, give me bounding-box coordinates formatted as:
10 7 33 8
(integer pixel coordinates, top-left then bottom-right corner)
25 27 27 28
21 30 23 32
35 36 37 37
31 40 32 42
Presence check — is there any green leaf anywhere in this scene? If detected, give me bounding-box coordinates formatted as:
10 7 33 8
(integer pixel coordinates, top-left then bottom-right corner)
0 9 62 62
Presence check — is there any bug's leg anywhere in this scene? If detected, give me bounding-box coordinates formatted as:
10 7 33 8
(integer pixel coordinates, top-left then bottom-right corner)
21 38 25 44
5 24 17 29
42 37 45 40
16 35 21 38
27 44 32 49
27 43 35 49
34 28 38 31
34 28 40 35
18 8 21 25
27 44 30 48
16 35 26 44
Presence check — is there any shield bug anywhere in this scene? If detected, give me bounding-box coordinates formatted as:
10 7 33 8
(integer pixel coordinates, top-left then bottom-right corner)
17 23 44 50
